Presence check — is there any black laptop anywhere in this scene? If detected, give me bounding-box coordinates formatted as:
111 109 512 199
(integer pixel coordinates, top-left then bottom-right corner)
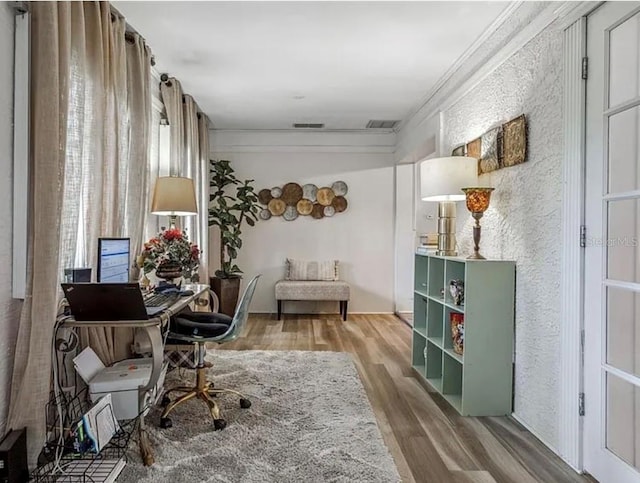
62 283 169 321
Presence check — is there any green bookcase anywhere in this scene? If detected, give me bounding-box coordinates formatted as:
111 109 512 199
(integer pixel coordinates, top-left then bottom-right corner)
412 253 515 416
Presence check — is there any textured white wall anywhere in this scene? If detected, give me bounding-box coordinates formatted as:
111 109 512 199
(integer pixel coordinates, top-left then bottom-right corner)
0 4 23 436
443 22 564 449
211 133 396 314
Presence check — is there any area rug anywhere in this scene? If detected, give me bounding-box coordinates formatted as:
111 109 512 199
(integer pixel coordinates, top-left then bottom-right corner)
119 350 401 482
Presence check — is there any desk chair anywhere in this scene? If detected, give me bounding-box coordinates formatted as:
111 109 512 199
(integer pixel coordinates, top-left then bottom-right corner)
159 275 260 430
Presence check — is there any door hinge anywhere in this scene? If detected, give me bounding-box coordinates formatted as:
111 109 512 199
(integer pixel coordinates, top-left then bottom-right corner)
580 225 587 247
579 392 585 416
582 57 588 80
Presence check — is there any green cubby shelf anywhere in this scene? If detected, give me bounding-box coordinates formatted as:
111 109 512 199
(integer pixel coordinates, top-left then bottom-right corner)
412 253 515 416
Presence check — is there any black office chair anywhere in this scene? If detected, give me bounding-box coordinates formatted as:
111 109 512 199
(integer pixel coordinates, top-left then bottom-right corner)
159 275 260 430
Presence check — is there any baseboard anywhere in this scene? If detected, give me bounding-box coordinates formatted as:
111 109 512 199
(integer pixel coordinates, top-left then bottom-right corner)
250 311 396 315
510 412 582 473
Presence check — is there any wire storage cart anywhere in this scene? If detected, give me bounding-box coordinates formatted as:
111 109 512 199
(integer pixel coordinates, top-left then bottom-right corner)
31 388 136 483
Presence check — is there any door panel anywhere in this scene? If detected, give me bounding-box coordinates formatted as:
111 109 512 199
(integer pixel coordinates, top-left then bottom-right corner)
606 199 640 283
585 3 640 482
608 106 640 194
607 286 640 377
609 12 640 108
607 373 640 470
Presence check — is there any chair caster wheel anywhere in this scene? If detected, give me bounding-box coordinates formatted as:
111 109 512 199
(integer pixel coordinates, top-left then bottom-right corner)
240 398 251 409
213 419 227 431
161 395 171 407
160 417 172 429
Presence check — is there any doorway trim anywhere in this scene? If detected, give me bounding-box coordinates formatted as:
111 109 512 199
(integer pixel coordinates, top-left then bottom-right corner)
559 2 602 471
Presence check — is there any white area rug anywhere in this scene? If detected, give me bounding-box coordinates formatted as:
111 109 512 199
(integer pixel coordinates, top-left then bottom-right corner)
119 350 401 482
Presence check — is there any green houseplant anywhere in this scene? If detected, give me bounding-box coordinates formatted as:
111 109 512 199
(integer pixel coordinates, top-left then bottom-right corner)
208 159 260 315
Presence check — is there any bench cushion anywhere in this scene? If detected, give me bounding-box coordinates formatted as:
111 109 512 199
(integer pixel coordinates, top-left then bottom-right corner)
286 259 339 281
275 280 350 301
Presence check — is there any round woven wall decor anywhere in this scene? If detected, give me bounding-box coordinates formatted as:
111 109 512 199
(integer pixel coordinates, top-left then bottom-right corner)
270 187 283 198
302 184 318 202
283 205 299 221
331 180 348 196
258 189 273 205
281 182 303 206
331 196 348 213
268 198 286 216
297 199 313 215
258 208 271 220
311 203 325 219
316 187 335 206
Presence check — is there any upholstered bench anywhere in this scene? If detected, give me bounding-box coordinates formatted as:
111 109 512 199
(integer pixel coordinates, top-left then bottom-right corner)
275 259 350 320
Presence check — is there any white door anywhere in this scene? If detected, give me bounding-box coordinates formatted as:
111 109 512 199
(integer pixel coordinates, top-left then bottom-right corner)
585 3 640 482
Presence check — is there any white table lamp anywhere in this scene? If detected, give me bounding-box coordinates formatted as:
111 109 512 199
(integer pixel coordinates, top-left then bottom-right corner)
420 156 478 256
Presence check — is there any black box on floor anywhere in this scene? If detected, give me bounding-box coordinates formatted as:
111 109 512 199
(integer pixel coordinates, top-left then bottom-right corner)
0 428 28 483
64 267 91 283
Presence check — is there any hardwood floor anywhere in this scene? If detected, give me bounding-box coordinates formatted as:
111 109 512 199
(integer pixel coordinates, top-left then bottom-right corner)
220 314 596 483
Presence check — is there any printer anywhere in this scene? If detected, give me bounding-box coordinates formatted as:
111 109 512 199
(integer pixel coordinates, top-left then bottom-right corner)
73 347 167 420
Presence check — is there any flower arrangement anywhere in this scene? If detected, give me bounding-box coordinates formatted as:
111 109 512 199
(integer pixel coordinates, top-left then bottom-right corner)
138 228 200 283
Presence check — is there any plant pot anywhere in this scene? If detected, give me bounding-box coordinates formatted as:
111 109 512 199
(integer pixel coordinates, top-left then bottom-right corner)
211 276 241 317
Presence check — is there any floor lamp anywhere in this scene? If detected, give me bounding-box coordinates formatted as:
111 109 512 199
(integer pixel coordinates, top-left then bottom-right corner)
150 176 198 229
420 156 477 257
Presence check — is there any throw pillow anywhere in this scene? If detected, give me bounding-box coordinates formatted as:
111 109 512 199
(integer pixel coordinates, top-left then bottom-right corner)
286 259 339 281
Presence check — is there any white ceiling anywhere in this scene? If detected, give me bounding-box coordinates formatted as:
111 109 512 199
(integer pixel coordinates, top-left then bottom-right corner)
115 1 509 131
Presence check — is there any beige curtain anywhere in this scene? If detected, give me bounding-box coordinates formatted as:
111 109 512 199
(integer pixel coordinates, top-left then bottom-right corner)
159 77 185 176
182 95 200 261
160 83 210 281
9 2 152 464
8 1 71 465
197 112 211 280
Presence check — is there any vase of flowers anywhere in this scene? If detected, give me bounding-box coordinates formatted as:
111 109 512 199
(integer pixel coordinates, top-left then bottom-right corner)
138 228 200 288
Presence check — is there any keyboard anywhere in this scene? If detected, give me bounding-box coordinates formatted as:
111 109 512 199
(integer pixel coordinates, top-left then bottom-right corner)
144 292 182 308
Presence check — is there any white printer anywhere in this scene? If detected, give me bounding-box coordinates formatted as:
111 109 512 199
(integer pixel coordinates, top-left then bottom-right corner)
73 347 167 420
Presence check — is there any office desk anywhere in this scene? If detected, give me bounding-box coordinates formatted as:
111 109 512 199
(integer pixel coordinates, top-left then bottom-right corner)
61 283 209 465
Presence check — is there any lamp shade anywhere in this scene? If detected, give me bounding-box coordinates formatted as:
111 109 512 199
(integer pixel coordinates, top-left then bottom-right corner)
420 156 478 201
150 176 198 216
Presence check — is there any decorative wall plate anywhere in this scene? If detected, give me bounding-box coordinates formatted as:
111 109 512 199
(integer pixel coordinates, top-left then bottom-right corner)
479 126 501 175
258 188 273 205
331 180 348 196
331 196 348 213
311 203 325 219
281 182 303 206
270 187 283 198
268 198 286 216
258 208 272 220
297 199 313 215
302 184 318 202
502 114 527 167
466 137 481 161
317 187 335 206
283 205 299 221
323 206 335 217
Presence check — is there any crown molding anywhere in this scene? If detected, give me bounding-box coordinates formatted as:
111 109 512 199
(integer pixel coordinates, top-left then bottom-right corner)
395 1 523 134
210 145 396 154
397 1 596 156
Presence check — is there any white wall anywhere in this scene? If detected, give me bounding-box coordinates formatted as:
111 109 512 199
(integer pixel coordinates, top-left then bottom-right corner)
0 4 23 436
210 131 396 314
395 2 565 453
444 20 564 450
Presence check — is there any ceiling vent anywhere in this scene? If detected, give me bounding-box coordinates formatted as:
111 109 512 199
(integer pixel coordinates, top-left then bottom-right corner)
366 120 400 129
293 123 325 129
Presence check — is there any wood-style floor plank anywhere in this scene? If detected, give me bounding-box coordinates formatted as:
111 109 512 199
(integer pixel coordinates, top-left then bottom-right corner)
219 314 595 483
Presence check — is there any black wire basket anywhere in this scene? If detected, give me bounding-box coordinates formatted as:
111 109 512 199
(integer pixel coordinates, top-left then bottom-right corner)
31 388 137 482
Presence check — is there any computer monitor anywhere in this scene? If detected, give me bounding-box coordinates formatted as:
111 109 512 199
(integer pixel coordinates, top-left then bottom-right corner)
97 238 130 283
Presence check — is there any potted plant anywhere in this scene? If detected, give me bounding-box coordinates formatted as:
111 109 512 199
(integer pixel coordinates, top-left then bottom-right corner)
208 159 260 315
137 228 200 288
